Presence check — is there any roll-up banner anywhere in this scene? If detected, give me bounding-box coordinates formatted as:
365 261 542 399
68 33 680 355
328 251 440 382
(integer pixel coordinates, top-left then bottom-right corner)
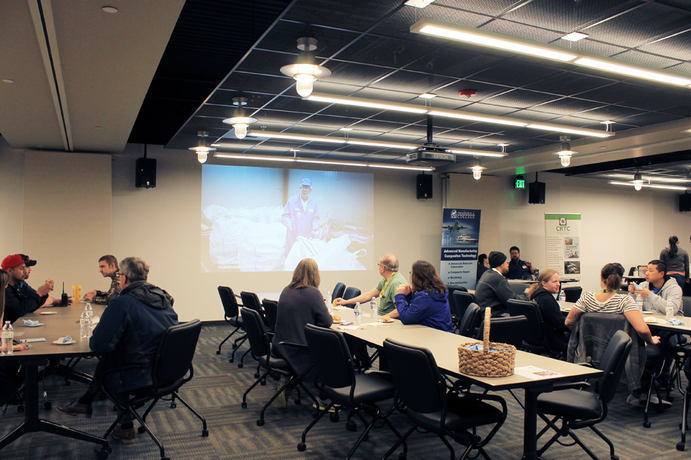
440 208 481 289
544 213 582 281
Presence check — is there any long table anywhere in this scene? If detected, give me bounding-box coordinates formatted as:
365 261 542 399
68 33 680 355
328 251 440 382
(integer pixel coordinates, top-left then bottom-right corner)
331 308 601 460
0 302 109 454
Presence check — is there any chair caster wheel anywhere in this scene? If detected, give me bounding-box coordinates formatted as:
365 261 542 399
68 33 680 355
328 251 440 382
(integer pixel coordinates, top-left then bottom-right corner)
241 402 247 409
643 421 651 428
295 399 301 405
17 405 24 413
330 412 339 422
677 442 686 451
44 401 52 410
229 358 234 363
399 453 406 460
257 419 264 426
97 446 112 459
170 402 177 409
138 426 146 434
610 456 618 460
260 379 266 386
216 350 221 355
346 420 357 432
238 363 244 368
202 429 209 437
297 442 306 452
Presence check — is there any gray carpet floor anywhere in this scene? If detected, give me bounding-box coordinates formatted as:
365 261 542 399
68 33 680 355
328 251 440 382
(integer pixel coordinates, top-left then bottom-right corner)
1 323 689 459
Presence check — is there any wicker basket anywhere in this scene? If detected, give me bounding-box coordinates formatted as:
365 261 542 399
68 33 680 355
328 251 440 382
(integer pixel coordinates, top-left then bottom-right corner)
457 307 516 377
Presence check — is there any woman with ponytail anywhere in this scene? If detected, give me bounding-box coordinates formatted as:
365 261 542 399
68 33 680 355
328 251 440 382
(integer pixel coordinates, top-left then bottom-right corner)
660 236 689 289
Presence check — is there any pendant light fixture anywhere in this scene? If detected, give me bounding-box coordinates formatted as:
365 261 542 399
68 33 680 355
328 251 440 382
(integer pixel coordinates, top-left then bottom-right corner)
280 37 331 97
556 135 574 167
471 165 484 180
188 130 215 164
222 96 257 139
632 172 644 191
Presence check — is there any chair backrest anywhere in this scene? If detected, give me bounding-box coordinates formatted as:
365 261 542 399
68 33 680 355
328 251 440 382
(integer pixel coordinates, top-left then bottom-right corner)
628 266 636 276
509 283 531 296
480 315 528 348
563 286 582 303
261 299 278 332
597 330 632 403
447 285 468 293
332 282 346 301
240 307 270 359
383 339 446 418
153 319 202 389
451 291 475 321
342 286 361 300
506 299 544 345
240 291 262 312
217 286 239 319
304 324 355 390
682 296 691 317
458 303 482 338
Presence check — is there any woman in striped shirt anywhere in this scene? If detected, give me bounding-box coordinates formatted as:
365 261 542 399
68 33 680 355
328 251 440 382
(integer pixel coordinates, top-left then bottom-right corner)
565 262 660 346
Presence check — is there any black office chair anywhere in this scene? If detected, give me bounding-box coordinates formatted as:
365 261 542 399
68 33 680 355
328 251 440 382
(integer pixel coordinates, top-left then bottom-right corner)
447 285 468 294
102 320 208 460
507 299 548 354
509 282 531 296
261 298 278 333
480 315 529 348
451 291 475 332
342 286 361 301
239 308 309 426
216 286 245 363
536 330 632 460
382 338 507 460
563 286 583 303
332 282 346 301
239 291 265 367
663 295 691 451
457 303 482 338
628 266 636 276
298 324 402 459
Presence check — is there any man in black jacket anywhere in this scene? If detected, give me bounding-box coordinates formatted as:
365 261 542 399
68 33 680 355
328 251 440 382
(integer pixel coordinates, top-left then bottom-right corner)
474 251 523 315
1 254 53 323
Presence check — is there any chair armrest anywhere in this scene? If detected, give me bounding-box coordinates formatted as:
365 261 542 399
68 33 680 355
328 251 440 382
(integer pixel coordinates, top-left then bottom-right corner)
552 381 590 391
363 370 392 379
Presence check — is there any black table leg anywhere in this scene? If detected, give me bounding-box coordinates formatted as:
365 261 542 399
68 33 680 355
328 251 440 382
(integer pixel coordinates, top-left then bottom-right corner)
522 384 551 460
0 360 109 452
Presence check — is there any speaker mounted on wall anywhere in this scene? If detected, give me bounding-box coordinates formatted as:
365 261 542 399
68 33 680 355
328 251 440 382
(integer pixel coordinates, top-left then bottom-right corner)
679 192 691 212
528 173 545 204
416 174 433 199
135 145 156 188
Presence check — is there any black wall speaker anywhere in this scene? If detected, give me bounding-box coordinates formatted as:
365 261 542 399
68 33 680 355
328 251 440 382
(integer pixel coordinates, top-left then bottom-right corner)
680 193 691 212
416 174 433 199
528 181 546 204
135 158 157 188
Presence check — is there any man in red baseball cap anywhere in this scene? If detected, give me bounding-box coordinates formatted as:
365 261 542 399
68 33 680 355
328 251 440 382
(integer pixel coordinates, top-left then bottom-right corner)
2 254 54 323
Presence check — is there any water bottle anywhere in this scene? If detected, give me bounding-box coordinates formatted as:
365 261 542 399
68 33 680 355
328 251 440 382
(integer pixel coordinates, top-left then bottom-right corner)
557 290 565 302
2 321 14 355
84 303 94 335
370 297 378 319
80 311 89 341
666 304 674 320
354 302 361 326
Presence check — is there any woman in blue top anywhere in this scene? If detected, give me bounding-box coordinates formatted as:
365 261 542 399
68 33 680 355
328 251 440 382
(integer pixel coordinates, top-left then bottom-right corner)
388 260 454 332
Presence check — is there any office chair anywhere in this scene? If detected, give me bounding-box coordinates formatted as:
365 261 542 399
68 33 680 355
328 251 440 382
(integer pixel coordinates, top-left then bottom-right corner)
507 299 548 355
342 286 361 301
298 324 402 459
536 330 632 460
261 298 278 333
382 338 507 460
451 291 475 332
102 320 208 460
457 303 483 338
563 286 583 303
239 291 265 367
480 315 529 348
332 282 346 301
216 286 246 363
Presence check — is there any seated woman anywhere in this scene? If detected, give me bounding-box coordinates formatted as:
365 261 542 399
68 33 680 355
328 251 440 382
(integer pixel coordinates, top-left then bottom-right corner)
387 260 453 332
272 258 332 377
527 269 569 356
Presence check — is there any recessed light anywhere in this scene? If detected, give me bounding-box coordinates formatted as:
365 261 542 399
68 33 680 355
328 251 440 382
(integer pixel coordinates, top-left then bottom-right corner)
561 32 588 42
102 5 118 14
418 93 437 99
1 79 15 84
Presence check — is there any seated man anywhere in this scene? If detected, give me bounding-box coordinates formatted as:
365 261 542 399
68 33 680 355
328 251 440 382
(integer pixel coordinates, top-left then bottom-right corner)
507 246 534 280
59 257 178 444
19 254 71 308
628 259 682 315
84 255 121 304
474 251 524 315
2 254 55 323
334 253 406 316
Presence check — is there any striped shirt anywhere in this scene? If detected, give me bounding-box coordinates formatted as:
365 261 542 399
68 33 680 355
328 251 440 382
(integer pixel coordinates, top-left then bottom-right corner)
574 292 638 314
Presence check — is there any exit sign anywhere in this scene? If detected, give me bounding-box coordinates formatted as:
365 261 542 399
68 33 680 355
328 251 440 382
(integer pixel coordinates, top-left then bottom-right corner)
514 176 526 189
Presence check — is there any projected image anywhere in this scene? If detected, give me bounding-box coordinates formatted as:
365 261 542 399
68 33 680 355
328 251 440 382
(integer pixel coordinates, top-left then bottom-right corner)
201 165 374 272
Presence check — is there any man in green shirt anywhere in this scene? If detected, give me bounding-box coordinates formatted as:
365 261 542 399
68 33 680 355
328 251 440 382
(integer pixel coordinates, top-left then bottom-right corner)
334 253 406 315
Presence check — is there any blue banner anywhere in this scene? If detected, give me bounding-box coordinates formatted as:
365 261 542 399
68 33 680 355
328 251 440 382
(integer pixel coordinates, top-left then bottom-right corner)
440 208 481 289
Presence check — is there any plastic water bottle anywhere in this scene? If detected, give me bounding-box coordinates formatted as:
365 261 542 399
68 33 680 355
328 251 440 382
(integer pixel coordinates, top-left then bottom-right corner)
354 302 361 326
666 304 675 320
370 297 378 319
2 321 14 355
80 311 90 341
557 290 565 302
84 303 94 335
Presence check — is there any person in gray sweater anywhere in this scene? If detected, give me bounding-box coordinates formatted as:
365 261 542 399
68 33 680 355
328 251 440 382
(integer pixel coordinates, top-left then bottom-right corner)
474 251 524 315
628 259 682 316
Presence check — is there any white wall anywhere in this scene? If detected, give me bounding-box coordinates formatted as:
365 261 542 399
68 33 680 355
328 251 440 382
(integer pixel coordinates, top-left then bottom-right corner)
447 173 691 293
0 137 24 256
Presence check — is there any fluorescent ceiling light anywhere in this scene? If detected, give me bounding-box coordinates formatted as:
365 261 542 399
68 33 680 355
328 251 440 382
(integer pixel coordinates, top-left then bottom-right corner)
307 93 427 114
574 57 691 87
446 148 506 158
605 173 691 184
411 21 578 62
405 0 434 8
247 130 417 150
308 92 612 138
214 152 434 171
527 123 613 138
609 181 688 191
561 32 588 42
418 93 437 99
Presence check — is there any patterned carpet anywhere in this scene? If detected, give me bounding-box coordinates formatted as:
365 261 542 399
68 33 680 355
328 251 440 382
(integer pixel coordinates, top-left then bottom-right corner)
1 323 689 459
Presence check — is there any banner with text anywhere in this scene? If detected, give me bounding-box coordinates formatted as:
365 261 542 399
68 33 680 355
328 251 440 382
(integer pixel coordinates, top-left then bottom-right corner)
544 213 582 281
440 208 481 289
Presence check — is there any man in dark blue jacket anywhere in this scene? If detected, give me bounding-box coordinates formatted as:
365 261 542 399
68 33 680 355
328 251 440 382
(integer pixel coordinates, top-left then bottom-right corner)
59 256 177 443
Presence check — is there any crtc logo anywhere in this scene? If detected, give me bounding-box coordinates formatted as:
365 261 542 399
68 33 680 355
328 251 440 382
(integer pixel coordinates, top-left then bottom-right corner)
559 217 567 226
556 216 570 231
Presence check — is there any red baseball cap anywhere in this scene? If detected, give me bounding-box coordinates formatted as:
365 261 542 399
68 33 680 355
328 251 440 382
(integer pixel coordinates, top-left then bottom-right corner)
2 254 26 270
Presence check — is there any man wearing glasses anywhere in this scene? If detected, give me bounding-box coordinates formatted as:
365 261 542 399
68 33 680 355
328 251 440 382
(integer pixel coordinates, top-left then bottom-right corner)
83 255 121 304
